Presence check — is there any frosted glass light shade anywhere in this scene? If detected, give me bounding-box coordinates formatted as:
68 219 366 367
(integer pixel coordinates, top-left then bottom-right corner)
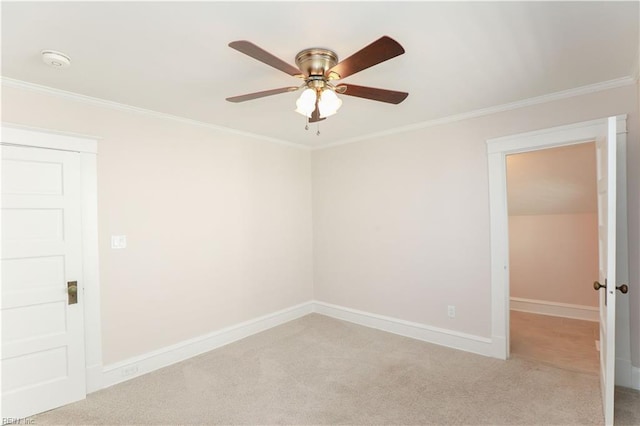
295 88 317 117
318 89 342 118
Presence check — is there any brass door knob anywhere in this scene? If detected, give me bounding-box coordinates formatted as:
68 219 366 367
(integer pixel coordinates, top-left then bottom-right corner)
67 281 78 305
594 281 628 294
617 284 629 294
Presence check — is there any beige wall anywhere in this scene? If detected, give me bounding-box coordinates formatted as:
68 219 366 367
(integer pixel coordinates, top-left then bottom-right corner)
1 86 313 364
313 84 638 347
3 81 639 369
509 214 599 307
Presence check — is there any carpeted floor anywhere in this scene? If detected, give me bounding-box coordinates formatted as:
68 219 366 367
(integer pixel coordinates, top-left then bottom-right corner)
33 314 639 425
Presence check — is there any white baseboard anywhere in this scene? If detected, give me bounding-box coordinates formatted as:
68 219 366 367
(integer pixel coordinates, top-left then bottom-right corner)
94 300 514 392
616 358 632 388
617 358 640 390
633 365 640 391
99 301 314 390
85 364 103 393
510 297 598 322
313 301 503 359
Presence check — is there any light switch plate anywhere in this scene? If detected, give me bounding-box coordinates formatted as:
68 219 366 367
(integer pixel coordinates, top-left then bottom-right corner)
111 235 127 249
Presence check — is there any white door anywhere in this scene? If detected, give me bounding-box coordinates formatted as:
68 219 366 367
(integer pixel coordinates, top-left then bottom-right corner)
595 116 617 425
1 145 86 418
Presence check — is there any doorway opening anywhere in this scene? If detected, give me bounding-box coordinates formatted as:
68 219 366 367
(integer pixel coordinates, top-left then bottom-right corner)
505 143 599 374
1 125 102 419
487 116 628 424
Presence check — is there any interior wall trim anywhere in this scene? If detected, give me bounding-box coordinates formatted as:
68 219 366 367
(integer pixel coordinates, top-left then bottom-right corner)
313 301 503 359
616 358 640 390
0 77 307 151
96 300 508 392
100 302 314 390
2 124 98 153
486 115 629 363
1 125 103 397
631 60 640 82
314 76 635 150
510 297 599 322
2 75 634 151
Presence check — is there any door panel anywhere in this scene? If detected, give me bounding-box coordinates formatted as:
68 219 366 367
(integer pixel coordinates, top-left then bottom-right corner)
2 256 65 292
3 347 69 392
2 159 63 195
595 117 617 425
1 145 86 418
2 208 64 240
2 302 67 341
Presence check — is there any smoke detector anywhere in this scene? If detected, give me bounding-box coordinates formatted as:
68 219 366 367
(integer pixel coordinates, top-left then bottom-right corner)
41 50 71 68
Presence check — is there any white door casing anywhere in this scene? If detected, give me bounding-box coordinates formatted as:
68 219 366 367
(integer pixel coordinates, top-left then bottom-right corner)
486 116 628 424
1 125 102 418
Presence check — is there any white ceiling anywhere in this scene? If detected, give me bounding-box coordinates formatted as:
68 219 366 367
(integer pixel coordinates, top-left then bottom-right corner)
506 142 597 216
1 2 638 147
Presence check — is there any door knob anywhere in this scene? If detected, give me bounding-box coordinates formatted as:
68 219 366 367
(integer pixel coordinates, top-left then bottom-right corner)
617 284 629 294
593 281 628 294
67 281 78 305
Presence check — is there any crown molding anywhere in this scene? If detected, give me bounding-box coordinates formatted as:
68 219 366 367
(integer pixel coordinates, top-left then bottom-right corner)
2 75 634 152
0 77 308 151
314 76 636 151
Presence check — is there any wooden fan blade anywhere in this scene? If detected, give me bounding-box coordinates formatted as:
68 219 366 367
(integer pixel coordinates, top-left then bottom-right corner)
337 84 408 104
327 36 405 80
309 104 326 123
226 87 299 103
229 41 302 76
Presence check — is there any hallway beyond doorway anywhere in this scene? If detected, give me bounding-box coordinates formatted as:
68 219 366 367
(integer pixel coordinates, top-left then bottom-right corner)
510 310 598 375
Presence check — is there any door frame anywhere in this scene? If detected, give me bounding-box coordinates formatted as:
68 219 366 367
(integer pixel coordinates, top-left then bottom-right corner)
486 115 627 360
1 123 103 393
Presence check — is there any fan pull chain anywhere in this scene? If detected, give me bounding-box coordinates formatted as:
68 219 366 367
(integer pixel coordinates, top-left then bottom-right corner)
302 117 320 135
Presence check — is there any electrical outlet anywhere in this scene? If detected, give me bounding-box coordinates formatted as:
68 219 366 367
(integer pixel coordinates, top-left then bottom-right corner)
447 305 456 318
121 365 139 377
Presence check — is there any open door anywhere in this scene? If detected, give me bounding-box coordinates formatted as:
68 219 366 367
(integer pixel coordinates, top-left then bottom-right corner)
487 115 628 419
594 116 618 425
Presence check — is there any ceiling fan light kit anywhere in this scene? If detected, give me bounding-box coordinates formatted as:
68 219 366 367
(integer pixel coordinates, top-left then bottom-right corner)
317 89 342 118
295 88 318 118
226 36 408 132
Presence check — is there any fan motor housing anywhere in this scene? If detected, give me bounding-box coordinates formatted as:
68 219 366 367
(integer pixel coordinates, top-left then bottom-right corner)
295 48 338 77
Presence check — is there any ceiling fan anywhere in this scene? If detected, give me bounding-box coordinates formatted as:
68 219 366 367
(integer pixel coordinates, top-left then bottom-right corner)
226 36 408 124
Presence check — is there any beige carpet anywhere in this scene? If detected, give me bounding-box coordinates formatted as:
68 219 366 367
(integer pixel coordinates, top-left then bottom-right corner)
33 314 638 425
616 386 640 425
